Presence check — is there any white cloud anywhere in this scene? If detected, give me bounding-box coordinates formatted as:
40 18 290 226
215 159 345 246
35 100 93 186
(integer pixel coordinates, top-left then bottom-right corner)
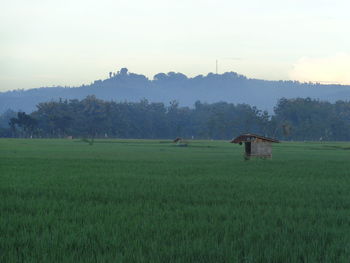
289 53 350 84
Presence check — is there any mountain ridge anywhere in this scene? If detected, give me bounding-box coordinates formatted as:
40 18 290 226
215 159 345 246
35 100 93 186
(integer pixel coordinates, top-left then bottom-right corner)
1 68 350 113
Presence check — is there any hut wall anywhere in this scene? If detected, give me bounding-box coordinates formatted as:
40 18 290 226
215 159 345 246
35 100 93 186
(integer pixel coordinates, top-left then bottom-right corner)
250 142 272 157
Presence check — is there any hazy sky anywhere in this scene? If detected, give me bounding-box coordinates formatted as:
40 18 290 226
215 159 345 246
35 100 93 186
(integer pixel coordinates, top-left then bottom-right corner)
1 0 350 91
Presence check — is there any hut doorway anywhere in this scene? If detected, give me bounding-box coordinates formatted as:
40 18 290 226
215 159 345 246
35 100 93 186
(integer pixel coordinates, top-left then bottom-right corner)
245 142 251 155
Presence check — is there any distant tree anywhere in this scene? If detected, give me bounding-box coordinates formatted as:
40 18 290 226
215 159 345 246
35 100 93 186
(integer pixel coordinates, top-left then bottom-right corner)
282 123 292 138
9 118 17 137
0 109 16 128
80 95 108 144
119 68 128 75
10 112 37 138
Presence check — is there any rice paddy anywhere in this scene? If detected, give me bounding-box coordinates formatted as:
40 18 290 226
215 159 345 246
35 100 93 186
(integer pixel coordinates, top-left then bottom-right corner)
1 139 350 262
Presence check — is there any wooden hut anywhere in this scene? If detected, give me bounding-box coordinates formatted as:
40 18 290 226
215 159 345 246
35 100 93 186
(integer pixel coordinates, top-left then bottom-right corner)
230 134 279 158
173 137 183 143
173 137 188 147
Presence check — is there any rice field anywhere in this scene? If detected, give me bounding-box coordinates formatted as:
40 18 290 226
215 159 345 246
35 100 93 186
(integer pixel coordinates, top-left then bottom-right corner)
1 139 350 262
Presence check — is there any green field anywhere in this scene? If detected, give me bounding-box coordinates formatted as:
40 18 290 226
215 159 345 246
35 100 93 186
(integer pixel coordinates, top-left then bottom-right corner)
1 139 350 262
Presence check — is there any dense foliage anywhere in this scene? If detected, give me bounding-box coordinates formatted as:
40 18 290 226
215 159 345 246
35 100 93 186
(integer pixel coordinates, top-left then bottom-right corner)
1 96 350 140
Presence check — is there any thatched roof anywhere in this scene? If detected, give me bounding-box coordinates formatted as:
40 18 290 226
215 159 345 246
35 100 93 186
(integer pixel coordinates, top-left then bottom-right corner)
230 133 279 143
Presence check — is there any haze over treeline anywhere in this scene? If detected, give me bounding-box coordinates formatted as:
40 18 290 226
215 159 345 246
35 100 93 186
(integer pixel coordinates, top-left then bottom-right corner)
1 68 350 114
1 96 350 141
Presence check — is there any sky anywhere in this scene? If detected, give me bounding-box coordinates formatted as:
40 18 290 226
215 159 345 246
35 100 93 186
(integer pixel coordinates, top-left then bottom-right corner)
1 0 350 91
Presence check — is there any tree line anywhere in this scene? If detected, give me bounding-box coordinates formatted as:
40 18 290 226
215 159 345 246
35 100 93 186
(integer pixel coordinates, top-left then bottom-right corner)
1 96 350 141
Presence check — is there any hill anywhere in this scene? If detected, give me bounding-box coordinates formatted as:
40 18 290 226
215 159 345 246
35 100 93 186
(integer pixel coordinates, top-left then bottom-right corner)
1 67 350 113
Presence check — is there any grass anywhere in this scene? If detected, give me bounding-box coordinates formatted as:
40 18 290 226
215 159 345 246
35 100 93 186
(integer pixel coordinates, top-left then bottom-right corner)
1 139 350 262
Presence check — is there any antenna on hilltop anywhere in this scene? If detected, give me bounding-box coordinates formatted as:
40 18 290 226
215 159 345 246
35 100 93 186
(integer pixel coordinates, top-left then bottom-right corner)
216 59 218 74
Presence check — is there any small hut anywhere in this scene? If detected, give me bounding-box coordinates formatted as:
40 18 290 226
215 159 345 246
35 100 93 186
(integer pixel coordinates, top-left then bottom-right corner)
173 137 188 147
173 137 183 143
230 133 279 158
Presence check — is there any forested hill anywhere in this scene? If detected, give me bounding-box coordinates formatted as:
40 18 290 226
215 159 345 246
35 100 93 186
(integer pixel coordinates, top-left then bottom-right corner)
1 67 350 113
